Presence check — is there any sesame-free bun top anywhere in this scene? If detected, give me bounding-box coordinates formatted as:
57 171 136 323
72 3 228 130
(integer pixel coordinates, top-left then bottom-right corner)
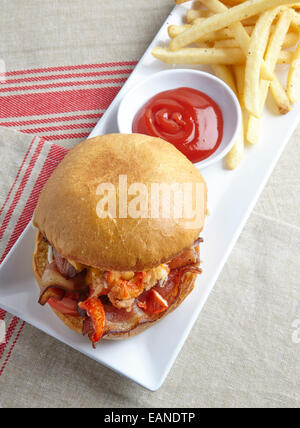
33 134 207 271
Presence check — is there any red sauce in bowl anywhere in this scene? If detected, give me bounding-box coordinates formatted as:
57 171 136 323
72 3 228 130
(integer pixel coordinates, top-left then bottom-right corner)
132 87 224 163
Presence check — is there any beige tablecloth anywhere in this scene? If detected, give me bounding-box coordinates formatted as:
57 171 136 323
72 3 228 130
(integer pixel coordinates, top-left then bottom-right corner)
0 0 299 408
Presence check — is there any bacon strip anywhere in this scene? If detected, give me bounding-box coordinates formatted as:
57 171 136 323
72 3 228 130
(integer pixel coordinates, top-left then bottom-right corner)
168 245 200 270
39 262 88 305
52 248 78 278
45 238 203 344
193 237 203 247
102 303 150 336
101 243 203 334
40 288 65 306
101 266 202 337
136 265 198 317
138 289 169 315
82 317 94 337
179 266 202 276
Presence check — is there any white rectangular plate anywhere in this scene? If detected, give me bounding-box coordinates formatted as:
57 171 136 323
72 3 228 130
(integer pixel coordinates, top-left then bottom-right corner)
0 2 299 391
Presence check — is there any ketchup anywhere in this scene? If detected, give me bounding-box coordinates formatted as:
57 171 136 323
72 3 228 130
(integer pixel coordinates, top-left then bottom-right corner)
132 87 224 163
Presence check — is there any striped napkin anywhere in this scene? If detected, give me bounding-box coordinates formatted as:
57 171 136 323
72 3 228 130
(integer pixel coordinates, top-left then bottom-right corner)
0 128 68 375
0 61 135 147
0 61 134 377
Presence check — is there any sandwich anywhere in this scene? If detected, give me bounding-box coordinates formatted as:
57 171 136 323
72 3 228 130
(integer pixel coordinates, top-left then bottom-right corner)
32 134 207 347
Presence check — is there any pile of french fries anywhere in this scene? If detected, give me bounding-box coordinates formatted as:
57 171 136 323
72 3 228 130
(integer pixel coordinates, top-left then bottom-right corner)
152 0 300 169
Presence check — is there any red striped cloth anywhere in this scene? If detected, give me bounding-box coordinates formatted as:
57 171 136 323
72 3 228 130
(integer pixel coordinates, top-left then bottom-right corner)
0 134 68 377
0 61 136 146
0 61 135 376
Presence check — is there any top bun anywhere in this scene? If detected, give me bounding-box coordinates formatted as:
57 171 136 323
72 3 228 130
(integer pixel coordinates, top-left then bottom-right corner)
33 134 207 271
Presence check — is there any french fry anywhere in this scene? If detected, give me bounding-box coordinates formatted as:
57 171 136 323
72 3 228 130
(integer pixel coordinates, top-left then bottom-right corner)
211 65 245 169
289 19 300 32
211 64 237 93
270 77 291 114
247 87 290 145
215 31 298 48
196 41 211 48
206 27 245 41
245 10 292 143
261 11 291 113
287 38 300 103
186 9 212 23
170 0 296 51
169 0 299 155
186 10 203 23
278 50 293 64
152 46 245 65
246 115 260 145
231 65 252 146
221 0 245 5
244 8 280 118
197 0 275 82
233 64 249 157
265 10 292 114
241 15 260 26
291 9 300 23
226 124 245 169
191 1 202 9
246 12 291 144
152 46 292 66
169 24 240 42
283 31 299 47
169 23 298 47
233 65 245 107
168 25 191 39
174 0 190 4
214 39 245 48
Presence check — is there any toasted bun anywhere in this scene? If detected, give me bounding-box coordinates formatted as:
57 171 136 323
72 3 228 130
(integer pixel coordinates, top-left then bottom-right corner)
33 134 207 272
33 231 197 340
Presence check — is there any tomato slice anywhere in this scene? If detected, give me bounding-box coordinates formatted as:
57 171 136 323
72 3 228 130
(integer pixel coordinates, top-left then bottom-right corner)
48 296 79 317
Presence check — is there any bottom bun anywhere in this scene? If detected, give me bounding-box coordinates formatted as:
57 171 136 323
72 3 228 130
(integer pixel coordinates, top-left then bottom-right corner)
33 232 197 340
